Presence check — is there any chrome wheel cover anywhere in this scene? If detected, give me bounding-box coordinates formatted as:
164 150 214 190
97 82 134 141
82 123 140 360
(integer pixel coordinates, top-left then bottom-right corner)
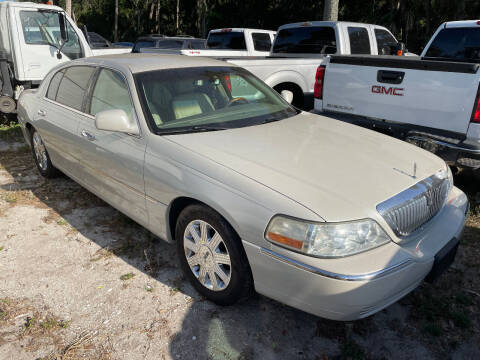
183 220 232 291
32 132 48 171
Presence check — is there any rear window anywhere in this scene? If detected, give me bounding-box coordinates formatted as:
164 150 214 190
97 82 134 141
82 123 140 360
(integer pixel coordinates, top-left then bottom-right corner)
207 32 247 50
424 28 480 62
348 27 371 54
272 26 336 54
133 40 155 52
156 40 184 49
190 40 206 49
252 33 272 51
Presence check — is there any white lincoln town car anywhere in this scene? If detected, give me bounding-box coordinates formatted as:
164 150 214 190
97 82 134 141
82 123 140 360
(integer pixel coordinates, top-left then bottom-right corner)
17 54 468 320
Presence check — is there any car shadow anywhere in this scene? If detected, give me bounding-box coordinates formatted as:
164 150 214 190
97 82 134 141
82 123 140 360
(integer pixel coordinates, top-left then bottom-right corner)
1 144 479 359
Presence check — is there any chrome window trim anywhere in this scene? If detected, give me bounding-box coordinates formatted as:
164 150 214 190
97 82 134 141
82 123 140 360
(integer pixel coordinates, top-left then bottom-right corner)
260 247 413 281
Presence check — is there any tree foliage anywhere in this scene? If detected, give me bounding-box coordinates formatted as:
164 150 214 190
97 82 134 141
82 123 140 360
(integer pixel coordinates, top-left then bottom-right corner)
28 0 480 53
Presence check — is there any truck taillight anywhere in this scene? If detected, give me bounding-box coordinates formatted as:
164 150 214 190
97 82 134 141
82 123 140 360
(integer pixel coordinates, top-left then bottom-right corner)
471 84 480 123
314 65 326 99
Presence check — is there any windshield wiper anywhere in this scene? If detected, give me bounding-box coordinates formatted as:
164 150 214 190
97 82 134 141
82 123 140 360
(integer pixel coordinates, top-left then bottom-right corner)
157 124 230 135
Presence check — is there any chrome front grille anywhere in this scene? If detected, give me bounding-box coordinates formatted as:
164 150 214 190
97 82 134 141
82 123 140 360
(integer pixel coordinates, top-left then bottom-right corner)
377 171 450 238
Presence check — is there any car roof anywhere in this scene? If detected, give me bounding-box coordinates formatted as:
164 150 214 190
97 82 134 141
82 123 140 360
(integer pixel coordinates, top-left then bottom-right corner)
72 53 235 74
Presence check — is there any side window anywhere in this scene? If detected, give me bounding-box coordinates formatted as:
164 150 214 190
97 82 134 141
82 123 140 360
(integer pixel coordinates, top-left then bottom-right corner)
56 66 95 111
375 29 397 55
46 69 64 100
252 33 272 51
19 11 82 59
90 69 133 121
348 27 371 54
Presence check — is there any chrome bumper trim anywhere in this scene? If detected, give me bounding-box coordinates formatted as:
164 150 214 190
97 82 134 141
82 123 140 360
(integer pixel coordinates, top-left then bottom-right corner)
260 247 413 282
408 136 480 154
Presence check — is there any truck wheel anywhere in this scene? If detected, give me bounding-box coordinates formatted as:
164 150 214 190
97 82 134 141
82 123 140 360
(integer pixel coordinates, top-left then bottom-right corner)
274 84 304 109
31 129 59 178
175 204 253 305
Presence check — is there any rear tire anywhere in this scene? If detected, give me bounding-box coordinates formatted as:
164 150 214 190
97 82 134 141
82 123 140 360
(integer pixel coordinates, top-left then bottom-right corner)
30 128 59 178
175 204 252 305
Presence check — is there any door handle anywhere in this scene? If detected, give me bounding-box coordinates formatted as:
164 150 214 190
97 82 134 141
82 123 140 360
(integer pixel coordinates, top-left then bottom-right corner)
377 70 405 84
81 129 96 141
37 109 46 117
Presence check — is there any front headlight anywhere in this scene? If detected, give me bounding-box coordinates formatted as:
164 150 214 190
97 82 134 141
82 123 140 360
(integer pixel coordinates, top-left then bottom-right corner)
265 216 391 258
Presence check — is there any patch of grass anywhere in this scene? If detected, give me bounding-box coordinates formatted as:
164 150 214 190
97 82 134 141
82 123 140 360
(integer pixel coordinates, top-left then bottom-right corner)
145 285 153 292
59 320 71 329
120 272 135 281
25 316 37 329
0 310 6 319
341 339 365 360
0 246 4 252
40 317 58 330
0 122 23 141
56 218 68 226
423 322 443 337
5 193 17 203
0 299 8 304
451 310 472 329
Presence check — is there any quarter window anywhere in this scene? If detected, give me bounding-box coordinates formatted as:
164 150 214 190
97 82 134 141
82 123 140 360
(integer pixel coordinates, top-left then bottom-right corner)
56 66 95 111
90 69 133 121
46 69 64 100
252 33 272 51
348 27 371 54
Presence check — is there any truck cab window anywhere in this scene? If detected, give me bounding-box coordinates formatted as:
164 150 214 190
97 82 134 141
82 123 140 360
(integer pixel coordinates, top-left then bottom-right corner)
272 27 336 54
348 27 370 54
375 29 397 55
207 32 247 50
252 33 272 51
19 11 82 59
424 28 480 62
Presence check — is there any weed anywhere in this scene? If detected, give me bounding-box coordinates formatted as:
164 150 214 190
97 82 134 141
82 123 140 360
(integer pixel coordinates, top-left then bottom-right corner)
341 339 365 360
56 218 68 226
0 310 6 319
423 322 443 337
145 285 153 292
0 246 4 251
25 316 36 329
40 317 58 330
455 292 474 306
170 287 180 296
59 319 71 329
120 273 135 281
0 122 23 141
451 311 472 329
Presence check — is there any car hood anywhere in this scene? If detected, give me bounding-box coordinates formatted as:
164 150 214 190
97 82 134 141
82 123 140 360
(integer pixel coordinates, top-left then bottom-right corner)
165 112 445 222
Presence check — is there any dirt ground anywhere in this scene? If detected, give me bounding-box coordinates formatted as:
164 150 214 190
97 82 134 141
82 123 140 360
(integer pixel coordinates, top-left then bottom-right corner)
1 128 480 360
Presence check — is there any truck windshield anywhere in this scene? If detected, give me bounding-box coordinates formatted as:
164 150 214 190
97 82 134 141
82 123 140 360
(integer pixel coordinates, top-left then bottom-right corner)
207 32 246 50
19 10 82 59
424 27 480 62
135 66 298 134
272 26 337 54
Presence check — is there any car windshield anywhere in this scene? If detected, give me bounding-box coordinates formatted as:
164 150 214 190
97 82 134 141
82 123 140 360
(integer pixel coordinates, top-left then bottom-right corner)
135 66 298 134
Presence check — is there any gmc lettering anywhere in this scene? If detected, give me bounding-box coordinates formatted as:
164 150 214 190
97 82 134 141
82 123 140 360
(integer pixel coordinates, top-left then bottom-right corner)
371 85 404 96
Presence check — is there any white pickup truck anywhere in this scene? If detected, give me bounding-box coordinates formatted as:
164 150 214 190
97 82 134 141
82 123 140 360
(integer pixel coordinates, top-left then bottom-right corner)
141 28 276 57
314 20 480 172
227 21 406 109
0 1 130 115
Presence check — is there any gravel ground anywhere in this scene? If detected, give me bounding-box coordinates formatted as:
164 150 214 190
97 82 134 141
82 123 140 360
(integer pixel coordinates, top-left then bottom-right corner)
1 133 479 360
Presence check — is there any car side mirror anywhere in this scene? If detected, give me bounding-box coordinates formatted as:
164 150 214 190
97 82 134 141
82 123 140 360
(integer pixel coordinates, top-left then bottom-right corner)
391 42 406 56
281 90 294 104
95 109 139 135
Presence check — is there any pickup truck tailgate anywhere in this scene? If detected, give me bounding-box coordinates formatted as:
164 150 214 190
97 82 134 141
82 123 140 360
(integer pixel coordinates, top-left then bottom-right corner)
323 55 480 134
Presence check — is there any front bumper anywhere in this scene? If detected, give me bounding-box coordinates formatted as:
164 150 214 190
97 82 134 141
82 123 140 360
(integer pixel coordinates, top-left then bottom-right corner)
243 186 468 321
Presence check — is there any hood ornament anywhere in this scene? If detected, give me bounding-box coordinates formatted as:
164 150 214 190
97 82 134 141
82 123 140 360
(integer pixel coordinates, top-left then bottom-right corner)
392 161 418 179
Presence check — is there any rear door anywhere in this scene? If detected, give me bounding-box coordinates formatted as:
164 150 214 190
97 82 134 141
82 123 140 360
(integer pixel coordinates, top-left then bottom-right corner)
322 57 478 134
343 25 374 55
39 65 96 176
76 67 148 224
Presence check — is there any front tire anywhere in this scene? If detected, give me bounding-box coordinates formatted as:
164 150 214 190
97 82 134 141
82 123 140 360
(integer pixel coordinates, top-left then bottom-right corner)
30 129 58 178
175 204 252 305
